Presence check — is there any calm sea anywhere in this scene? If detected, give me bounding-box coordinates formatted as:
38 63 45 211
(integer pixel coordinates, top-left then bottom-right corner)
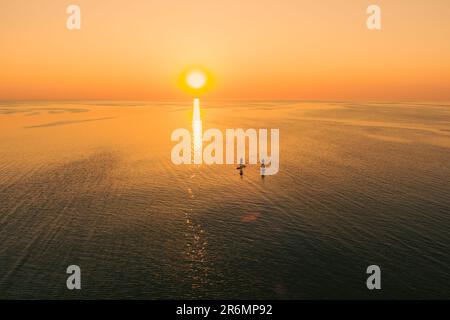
0 100 449 299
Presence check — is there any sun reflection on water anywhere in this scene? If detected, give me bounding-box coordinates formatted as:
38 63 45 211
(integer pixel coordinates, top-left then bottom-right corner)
192 98 202 164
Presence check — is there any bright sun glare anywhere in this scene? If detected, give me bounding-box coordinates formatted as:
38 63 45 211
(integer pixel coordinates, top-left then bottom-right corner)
186 70 207 89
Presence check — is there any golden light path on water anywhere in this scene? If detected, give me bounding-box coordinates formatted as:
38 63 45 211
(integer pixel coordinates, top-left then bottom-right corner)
188 97 210 292
193 98 202 164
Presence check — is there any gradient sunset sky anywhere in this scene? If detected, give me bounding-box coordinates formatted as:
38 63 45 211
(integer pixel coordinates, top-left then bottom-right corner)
1 0 450 100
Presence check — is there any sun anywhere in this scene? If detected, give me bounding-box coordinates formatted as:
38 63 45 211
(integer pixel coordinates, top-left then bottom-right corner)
186 70 207 89
179 67 212 95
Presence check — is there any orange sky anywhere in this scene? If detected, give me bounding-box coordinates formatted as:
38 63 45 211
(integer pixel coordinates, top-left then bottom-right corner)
1 0 450 100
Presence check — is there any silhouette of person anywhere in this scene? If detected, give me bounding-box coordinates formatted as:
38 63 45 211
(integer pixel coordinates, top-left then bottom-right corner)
261 159 266 178
236 158 246 176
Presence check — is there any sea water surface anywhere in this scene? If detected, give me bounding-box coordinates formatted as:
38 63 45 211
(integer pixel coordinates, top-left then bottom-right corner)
0 101 449 299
